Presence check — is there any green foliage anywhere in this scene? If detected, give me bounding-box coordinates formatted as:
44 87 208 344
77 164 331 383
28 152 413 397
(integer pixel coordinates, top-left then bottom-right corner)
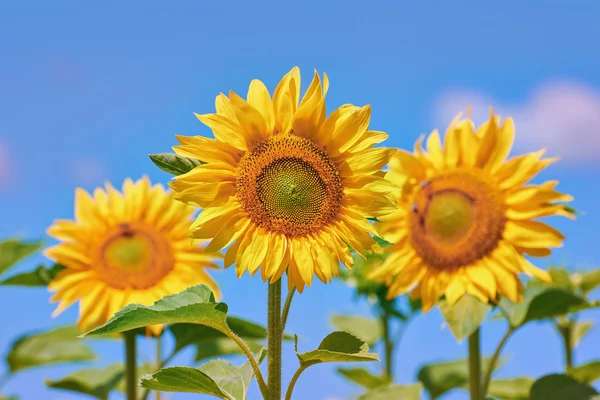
499 285 598 328
357 383 423 400
330 315 382 346
487 377 534 400
0 239 43 277
295 332 379 365
580 269 600 295
83 285 228 337
0 264 64 286
7 326 95 373
529 374 598 400
149 153 203 176
570 320 594 348
438 295 491 341
417 358 502 399
45 364 124 400
140 349 266 400
169 316 288 362
568 361 600 384
336 367 389 389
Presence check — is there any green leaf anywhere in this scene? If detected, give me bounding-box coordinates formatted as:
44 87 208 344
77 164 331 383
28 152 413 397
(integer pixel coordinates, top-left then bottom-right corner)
530 374 598 400
0 239 43 277
487 377 534 400
194 339 264 363
149 153 203 176
580 269 600 296
417 358 504 399
568 361 600 384
140 349 266 400
499 285 597 327
46 364 124 400
373 235 392 248
357 383 423 400
330 315 383 346
336 367 389 389
0 264 64 286
7 326 95 373
83 285 228 337
438 295 491 341
572 321 594 348
295 332 379 365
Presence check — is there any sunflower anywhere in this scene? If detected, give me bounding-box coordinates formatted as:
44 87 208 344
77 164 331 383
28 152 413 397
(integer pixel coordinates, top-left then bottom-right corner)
369 110 573 311
169 67 396 292
45 176 221 334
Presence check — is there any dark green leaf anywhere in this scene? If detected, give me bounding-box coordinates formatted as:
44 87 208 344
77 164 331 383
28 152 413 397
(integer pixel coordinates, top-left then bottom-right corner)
295 332 379 365
357 383 423 400
46 364 124 400
330 315 382 346
438 295 491 341
0 264 64 286
140 349 266 400
417 358 503 399
82 285 228 337
336 367 389 389
149 153 203 176
7 326 95 373
499 285 597 327
580 270 600 296
487 377 534 400
0 239 43 277
530 374 598 400
568 361 600 384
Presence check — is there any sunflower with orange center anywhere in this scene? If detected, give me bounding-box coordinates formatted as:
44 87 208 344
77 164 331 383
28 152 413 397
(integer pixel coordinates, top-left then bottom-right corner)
45 176 221 334
369 111 573 311
169 67 397 291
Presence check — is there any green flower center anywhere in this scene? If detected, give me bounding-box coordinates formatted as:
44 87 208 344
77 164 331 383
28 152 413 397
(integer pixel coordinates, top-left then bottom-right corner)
425 190 475 241
104 232 154 272
257 158 326 224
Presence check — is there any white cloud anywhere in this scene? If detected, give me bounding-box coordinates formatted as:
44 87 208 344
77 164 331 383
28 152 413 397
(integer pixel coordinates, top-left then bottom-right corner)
67 157 107 185
432 80 600 163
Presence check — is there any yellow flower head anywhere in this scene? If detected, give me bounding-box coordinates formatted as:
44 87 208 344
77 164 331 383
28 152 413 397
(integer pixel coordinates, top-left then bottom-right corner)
44 176 221 334
170 67 397 292
370 110 573 312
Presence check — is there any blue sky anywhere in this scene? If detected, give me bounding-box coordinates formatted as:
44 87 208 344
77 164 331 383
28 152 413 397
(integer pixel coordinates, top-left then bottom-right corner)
1 1 599 399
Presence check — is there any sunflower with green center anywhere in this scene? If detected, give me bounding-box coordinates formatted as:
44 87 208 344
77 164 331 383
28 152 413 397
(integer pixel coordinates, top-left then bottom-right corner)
369 110 573 311
170 67 397 291
45 176 221 334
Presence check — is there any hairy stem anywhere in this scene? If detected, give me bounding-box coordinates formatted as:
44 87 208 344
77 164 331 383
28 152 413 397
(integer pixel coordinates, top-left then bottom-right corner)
281 287 296 336
155 336 162 400
559 323 574 370
284 362 317 400
468 328 482 400
482 327 514 396
124 331 137 400
268 279 282 400
381 310 394 380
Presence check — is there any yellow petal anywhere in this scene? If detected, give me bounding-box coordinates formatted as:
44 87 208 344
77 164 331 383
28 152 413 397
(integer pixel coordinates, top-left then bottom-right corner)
247 79 275 135
229 91 267 146
503 220 565 248
339 147 396 176
195 113 248 151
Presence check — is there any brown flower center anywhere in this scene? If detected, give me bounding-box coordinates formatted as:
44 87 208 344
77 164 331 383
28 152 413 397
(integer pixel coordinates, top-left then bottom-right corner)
236 134 344 237
409 170 506 269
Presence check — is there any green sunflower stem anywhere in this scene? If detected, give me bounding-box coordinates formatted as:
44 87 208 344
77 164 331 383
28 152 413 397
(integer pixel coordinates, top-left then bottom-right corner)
155 336 162 400
381 309 394 380
124 330 138 400
468 328 482 400
267 279 283 400
558 323 574 370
